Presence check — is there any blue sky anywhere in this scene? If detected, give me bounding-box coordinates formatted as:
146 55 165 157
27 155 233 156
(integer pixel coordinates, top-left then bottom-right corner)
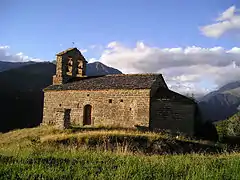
1 0 239 60
0 0 240 95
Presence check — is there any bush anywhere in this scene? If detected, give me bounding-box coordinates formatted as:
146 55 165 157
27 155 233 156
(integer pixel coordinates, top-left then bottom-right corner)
216 112 240 141
227 114 240 136
195 121 219 142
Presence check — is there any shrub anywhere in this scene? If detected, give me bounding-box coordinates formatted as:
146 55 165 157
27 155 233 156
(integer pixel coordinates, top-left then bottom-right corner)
195 121 219 142
216 112 240 141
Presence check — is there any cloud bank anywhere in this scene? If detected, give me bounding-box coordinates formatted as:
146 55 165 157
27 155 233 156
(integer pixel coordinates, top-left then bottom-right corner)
200 6 240 38
90 41 240 96
0 45 43 62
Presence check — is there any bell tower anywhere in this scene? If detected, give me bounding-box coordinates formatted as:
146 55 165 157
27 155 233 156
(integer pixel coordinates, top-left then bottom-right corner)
52 47 87 85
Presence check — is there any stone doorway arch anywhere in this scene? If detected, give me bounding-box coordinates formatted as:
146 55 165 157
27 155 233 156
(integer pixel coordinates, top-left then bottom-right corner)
83 104 92 125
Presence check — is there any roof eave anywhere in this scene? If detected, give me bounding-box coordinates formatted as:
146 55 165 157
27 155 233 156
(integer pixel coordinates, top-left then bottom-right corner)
56 47 78 56
43 87 152 92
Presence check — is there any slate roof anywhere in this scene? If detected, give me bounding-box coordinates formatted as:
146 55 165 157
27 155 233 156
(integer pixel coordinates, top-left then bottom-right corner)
44 74 168 91
154 87 196 104
56 47 79 56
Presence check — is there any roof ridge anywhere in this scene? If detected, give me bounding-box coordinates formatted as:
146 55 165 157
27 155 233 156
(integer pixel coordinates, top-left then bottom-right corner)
106 73 161 77
44 72 167 91
56 47 79 56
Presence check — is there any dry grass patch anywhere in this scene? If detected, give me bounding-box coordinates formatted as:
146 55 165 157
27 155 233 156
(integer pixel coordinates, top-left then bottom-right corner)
40 130 161 143
0 126 223 156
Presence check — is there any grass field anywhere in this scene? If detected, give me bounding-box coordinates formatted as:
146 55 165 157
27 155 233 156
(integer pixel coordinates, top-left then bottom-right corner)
1 127 240 179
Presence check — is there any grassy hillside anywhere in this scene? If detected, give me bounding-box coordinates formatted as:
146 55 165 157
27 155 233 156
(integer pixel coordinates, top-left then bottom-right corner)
0 126 221 156
224 87 240 97
1 127 240 179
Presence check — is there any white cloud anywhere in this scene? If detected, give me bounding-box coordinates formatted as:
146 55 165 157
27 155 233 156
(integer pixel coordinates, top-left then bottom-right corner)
200 6 240 38
217 6 237 21
89 44 104 50
0 45 44 62
88 58 98 63
227 47 240 53
94 41 240 95
0 45 10 50
79 49 88 53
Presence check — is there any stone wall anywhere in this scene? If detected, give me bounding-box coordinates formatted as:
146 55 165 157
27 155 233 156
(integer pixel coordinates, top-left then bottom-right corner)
42 89 150 128
150 99 195 135
50 108 71 129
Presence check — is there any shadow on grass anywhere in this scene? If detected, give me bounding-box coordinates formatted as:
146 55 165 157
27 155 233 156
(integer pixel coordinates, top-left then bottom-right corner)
69 125 149 133
46 130 223 155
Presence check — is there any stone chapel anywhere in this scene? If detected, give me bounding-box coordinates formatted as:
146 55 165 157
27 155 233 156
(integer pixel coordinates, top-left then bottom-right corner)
42 47 198 135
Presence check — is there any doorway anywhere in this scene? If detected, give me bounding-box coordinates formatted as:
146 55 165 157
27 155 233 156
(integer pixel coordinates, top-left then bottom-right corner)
83 104 92 125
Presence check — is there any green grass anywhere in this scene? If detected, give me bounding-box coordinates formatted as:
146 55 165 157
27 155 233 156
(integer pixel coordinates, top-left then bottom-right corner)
1 126 240 179
1 150 240 179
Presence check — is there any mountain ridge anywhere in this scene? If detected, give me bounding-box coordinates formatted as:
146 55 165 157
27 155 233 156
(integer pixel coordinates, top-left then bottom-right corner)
198 80 240 122
0 61 37 72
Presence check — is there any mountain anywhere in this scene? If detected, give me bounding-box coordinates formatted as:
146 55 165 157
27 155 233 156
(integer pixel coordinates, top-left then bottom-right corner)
198 81 240 122
0 61 36 72
86 62 122 76
0 62 56 132
0 61 122 132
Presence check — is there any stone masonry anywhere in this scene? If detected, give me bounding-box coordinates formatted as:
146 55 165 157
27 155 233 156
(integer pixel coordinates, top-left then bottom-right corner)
43 89 150 128
42 48 197 136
